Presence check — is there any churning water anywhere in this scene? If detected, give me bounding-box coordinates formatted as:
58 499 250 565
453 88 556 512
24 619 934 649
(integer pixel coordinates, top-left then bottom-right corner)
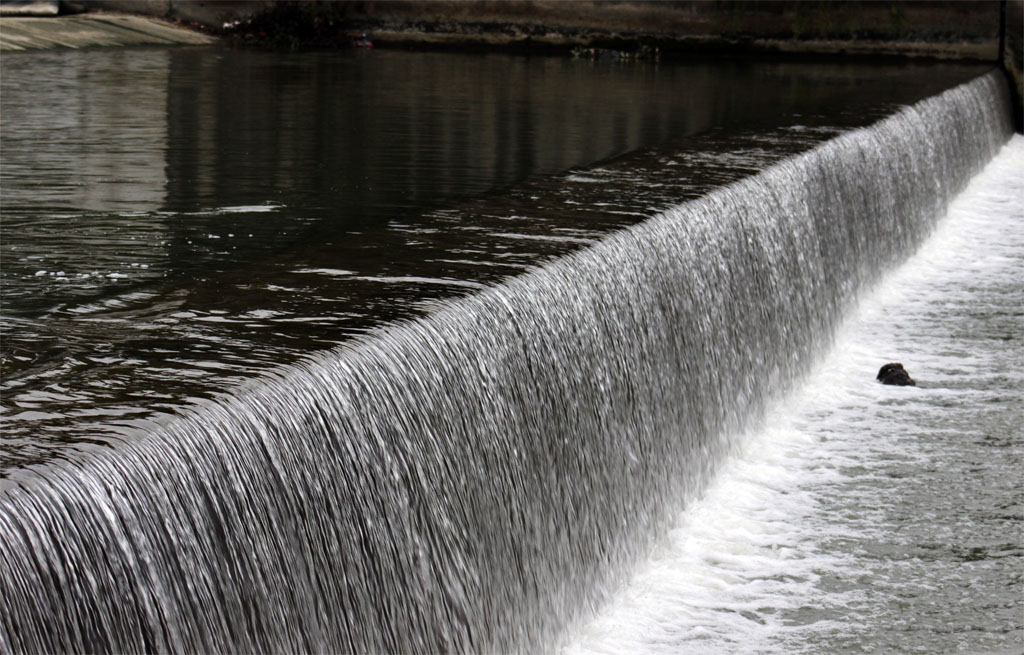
0 60 1016 653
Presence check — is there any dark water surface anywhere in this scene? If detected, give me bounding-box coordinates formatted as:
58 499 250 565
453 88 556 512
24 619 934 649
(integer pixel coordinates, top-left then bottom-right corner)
0 46 986 472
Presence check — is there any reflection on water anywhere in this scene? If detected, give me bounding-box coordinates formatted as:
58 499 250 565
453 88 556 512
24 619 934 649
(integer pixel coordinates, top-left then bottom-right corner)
0 46 987 471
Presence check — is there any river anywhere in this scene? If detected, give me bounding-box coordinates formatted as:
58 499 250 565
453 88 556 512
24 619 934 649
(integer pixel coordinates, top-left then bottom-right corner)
0 45 1017 653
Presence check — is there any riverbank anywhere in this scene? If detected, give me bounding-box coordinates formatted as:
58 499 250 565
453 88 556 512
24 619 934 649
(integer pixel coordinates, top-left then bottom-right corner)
0 12 214 50
212 1 1000 60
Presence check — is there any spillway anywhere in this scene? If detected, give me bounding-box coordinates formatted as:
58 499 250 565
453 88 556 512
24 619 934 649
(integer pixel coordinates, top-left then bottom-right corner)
0 71 1013 654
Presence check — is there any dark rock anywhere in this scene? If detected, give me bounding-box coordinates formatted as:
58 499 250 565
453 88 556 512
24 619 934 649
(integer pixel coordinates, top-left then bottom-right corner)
877 362 916 386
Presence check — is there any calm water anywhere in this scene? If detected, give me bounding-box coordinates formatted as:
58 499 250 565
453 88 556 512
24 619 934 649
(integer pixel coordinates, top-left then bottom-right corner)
0 46 987 471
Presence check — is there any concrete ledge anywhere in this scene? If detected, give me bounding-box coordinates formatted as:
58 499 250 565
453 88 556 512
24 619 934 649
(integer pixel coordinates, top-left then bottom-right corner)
0 1 59 16
0 13 215 50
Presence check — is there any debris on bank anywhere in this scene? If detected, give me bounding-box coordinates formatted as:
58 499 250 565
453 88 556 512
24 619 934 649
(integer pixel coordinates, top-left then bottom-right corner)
571 44 660 61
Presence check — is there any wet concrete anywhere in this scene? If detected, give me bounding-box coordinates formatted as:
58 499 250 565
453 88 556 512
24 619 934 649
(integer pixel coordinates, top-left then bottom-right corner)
0 13 214 50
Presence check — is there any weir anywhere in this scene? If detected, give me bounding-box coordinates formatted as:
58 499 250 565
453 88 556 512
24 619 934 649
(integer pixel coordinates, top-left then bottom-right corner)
0 72 1012 654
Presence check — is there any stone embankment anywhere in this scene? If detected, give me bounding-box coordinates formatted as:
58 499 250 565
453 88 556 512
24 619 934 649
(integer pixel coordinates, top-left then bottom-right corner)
0 4 213 50
10 0 1004 60
331 0 1002 61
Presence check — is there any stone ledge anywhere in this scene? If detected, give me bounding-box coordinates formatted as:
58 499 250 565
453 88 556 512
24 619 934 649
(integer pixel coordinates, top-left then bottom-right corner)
0 13 215 50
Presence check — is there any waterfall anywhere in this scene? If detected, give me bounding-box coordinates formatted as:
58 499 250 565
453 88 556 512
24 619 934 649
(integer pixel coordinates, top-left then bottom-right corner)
0 72 1012 655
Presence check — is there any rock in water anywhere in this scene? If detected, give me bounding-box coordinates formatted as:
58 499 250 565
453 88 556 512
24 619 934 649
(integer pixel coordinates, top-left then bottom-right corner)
877 362 916 386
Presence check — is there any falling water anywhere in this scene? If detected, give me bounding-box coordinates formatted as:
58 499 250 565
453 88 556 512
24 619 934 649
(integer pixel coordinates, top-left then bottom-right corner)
0 71 1012 654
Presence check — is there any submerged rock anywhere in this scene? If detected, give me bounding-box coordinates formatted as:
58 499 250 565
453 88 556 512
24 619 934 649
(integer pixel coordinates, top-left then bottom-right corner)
877 362 916 386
